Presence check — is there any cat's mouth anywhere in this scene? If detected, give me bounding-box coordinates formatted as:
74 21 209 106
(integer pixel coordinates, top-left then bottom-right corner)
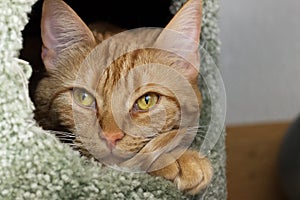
101 148 140 168
96 137 138 162
99 140 158 172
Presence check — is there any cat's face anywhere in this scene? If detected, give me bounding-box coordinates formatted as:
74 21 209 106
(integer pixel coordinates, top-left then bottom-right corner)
35 0 202 171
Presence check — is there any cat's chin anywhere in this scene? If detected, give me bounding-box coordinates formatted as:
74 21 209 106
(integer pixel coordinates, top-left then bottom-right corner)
94 146 137 167
99 154 136 170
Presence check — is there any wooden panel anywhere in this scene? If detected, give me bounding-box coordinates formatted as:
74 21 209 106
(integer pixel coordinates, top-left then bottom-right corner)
226 122 290 200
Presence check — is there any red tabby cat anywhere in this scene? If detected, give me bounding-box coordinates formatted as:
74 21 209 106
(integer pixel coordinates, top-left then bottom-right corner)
34 0 213 195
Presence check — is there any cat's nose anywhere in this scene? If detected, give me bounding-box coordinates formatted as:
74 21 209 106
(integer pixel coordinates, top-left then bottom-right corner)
102 131 124 146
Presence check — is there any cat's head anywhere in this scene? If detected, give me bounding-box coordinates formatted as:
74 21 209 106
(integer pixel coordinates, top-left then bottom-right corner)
35 0 202 171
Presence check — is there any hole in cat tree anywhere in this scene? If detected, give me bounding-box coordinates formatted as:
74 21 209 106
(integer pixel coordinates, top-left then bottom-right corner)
20 0 173 100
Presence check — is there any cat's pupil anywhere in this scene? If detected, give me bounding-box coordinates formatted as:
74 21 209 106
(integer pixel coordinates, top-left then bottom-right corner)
81 93 88 101
145 95 150 104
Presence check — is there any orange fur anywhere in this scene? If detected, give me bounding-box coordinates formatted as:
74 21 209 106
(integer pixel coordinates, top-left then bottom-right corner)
34 0 212 195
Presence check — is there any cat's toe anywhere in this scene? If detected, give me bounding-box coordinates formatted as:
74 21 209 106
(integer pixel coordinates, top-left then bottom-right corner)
150 161 179 180
175 152 213 195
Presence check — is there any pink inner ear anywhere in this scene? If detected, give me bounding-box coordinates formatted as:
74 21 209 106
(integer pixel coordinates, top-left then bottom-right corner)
40 0 62 71
163 0 202 44
40 0 96 71
41 15 60 70
154 0 202 53
154 0 202 81
41 45 56 70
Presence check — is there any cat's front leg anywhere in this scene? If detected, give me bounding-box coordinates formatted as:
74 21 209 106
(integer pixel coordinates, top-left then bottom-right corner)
150 150 213 195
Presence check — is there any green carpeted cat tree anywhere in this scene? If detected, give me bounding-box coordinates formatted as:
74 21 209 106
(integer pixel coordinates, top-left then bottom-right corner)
0 0 226 199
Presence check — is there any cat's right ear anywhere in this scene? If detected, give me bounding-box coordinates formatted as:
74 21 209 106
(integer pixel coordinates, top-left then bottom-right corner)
154 0 202 82
41 0 96 70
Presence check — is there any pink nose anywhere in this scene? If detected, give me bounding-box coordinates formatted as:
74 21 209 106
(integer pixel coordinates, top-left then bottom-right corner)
102 131 124 146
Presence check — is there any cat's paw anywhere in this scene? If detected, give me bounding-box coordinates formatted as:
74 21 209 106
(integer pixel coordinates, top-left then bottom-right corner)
150 150 213 195
174 151 213 195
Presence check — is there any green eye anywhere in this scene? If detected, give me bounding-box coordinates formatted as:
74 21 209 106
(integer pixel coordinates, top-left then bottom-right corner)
73 88 95 107
136 93 159 111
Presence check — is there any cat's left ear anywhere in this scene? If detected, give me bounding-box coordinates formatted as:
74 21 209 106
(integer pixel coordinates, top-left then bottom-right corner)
41 0 96 71
155 0 202 81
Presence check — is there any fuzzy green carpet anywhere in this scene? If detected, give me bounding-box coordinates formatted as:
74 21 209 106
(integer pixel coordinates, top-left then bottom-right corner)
0 0 226 199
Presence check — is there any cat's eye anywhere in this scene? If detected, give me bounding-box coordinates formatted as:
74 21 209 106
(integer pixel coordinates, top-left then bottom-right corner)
135 93 159 111
73 88 95 108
